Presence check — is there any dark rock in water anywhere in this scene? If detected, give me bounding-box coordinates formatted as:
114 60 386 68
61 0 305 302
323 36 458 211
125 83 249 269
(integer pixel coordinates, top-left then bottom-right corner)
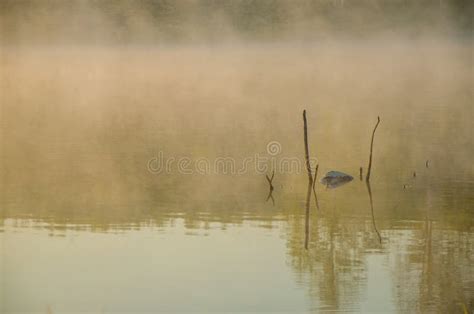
320 171 353 189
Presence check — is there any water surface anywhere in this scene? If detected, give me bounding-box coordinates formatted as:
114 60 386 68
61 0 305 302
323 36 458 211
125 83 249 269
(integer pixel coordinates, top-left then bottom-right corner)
1 41 473 313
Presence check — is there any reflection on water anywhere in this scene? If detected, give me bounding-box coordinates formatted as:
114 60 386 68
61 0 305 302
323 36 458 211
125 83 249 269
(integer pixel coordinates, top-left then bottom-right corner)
366 181 382 244
287 180 473 313
1 42 473 313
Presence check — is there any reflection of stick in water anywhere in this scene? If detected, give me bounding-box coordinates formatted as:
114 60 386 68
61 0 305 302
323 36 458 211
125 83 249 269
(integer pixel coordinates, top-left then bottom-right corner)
265 170 275 205
366 116 380 182
266 191 275 205
366 180 382 243
304 180 312 250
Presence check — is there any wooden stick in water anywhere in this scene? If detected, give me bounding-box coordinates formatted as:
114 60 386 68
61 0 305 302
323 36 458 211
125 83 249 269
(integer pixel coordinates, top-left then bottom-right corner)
265 170 275 205
303 110 314 249
265 170 275 190
303 110 313 185
366 116 381 182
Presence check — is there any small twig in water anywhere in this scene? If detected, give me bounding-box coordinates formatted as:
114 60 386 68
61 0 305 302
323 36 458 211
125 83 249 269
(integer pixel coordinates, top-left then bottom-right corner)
366 116 381 182
303 110 313 185
265 170 275 190
302 110 314 249
265 170 275 205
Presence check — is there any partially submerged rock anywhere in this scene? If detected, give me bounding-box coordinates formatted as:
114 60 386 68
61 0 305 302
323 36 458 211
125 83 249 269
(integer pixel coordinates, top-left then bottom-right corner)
320 171 353 189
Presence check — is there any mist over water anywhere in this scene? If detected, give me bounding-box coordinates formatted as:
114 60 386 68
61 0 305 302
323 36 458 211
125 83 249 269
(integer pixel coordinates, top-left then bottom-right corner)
1 1 473 313
1 0 472 45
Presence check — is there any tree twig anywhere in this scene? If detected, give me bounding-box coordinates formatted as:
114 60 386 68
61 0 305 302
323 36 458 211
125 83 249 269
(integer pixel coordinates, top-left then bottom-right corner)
265 170 275 205
303 110 314 249
265 170 275 190
366 116 381 182
303 110 313 185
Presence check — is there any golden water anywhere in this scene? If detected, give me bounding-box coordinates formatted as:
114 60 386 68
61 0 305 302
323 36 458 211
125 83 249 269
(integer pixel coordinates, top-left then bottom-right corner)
1 41 473 313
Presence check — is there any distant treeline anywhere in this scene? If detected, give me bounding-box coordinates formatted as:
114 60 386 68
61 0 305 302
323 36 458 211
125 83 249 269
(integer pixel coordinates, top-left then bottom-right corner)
1 0 472 44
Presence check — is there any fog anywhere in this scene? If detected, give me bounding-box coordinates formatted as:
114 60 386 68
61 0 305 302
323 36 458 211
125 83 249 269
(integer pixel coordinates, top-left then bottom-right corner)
0 1 472 217
1 0 472 46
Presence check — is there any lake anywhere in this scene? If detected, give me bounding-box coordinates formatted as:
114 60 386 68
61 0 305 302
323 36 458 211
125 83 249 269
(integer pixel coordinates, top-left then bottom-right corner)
1 40 473 313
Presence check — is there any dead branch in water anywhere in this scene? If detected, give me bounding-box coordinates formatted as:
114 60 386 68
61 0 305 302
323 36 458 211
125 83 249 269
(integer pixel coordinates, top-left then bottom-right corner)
265 170 275 205
303 110 313 185
303 110 314 249
366 116 381 182
265 170 275 190
359 167 363 181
